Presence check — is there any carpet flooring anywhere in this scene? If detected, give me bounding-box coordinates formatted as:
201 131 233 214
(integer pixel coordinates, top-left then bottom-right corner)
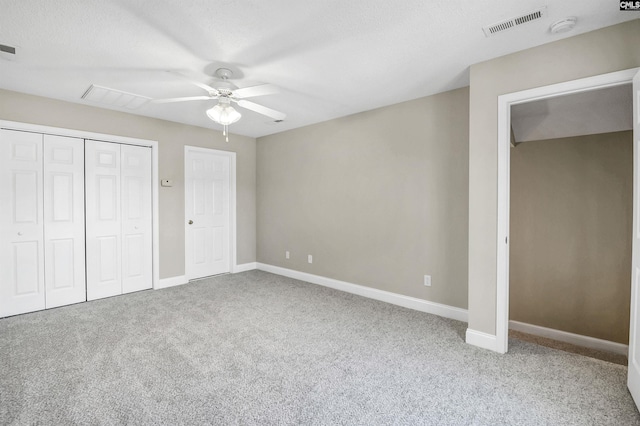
1 270 639 425
509 329 628 366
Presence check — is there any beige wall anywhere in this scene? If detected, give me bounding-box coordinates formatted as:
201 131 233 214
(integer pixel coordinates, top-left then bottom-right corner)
257 87 469 308
468 20 640 336
0 89 257 279
509 131 632 344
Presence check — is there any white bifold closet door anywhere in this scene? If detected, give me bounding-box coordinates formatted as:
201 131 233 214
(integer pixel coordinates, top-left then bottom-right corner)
85 140 152 300
43 135 86 308
0 130 85 317
0 130 45 316
121 144 153 294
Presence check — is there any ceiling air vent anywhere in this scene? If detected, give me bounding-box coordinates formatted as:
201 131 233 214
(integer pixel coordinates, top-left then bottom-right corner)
483 6 547 37
81 84 151 109
0 44 16 55
0 43 17 60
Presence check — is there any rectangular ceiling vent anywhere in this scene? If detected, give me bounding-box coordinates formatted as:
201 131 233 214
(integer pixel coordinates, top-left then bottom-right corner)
0 43 17 60
0 44 16 55
483 6 547 37
81 84 151 109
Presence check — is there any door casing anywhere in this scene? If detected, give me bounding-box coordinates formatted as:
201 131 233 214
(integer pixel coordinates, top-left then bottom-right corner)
487 67 640 354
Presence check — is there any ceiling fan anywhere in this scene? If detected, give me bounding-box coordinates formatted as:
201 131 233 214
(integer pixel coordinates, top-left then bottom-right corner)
152 68 286 141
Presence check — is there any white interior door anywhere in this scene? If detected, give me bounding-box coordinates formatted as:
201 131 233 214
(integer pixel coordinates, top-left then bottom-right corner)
0 129 45 317
629 70 640 406
121 144 152 294
85 140 122 300
43 135 86 308
185 147 230 279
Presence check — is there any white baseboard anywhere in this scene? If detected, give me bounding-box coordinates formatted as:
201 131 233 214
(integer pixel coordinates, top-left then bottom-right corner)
158 263 256 289
234 262 257 273
155 275 188 290
466 328 501 353
509 320 628 356
256 263 468 322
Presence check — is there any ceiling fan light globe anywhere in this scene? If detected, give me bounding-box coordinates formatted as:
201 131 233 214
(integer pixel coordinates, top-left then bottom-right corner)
206 104 241 125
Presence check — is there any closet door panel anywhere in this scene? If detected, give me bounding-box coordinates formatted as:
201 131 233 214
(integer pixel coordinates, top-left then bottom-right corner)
0 129 45 317
44 135 86 308
86 140 122 300
121 145 152 294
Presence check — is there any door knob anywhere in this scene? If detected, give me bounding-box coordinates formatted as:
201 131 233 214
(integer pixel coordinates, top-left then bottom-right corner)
188 220 193 225
17 232 22 236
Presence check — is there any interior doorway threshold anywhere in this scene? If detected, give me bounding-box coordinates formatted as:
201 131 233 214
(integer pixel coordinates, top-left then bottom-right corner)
509 329 628 366
188 273 230 282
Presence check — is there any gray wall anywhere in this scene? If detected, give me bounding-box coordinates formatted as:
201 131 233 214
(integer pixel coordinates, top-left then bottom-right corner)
257 87 469 308
468 20 640 335
0 89 257 279
510 131 632 344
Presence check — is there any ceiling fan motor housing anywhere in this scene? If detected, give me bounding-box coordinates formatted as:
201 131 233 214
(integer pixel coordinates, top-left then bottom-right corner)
215 68 234 80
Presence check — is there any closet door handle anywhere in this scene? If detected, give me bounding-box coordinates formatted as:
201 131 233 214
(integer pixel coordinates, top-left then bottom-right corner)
188 220 193 225
17 232 22 236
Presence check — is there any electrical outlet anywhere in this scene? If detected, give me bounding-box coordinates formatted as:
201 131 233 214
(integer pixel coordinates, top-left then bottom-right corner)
424 275 431 287
285 251 290 259
308 255 313 264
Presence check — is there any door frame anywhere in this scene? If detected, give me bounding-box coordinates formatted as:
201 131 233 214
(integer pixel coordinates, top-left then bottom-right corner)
495 68 640 354
184 145 237 280
0 120 160 290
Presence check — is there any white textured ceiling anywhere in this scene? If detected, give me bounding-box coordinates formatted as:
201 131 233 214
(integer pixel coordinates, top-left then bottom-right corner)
0 1 638 138
511 84 633 143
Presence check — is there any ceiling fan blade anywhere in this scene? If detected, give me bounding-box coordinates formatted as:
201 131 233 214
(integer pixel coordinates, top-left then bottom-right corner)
233 84 279 99
168 71 219 95
152 96 214 104
190 81 219 94
237 100 286 120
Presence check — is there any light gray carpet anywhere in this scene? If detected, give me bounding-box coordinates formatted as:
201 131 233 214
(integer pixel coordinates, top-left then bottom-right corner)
509 329 629 366
1 270 638 425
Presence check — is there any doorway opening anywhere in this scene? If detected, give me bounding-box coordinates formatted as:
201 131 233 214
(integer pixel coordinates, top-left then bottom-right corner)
507 85 633 364
496 68 639 355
